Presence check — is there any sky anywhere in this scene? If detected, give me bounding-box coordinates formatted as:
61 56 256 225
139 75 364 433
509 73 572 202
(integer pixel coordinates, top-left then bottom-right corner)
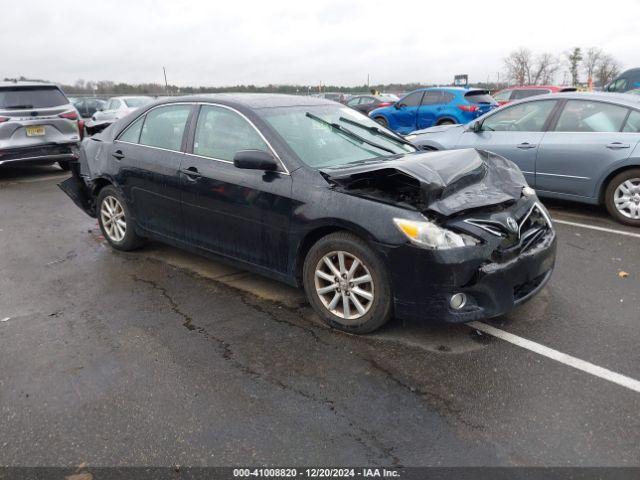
2 0 639 87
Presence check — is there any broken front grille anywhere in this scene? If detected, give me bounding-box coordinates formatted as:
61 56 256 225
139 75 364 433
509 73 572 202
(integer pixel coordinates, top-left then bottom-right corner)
468 203 552 263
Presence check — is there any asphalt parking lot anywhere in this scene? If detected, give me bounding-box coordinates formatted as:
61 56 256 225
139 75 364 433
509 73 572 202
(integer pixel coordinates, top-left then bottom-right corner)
1 165 639 467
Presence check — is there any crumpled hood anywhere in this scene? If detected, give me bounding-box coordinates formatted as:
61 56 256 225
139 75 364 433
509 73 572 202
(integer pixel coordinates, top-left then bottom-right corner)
321 148 527 217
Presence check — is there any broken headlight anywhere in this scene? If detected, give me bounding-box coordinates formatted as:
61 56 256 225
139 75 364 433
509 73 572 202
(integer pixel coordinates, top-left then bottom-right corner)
393 218 479 249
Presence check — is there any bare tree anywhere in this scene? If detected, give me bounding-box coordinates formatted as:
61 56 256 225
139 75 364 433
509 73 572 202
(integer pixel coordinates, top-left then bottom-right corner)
531 53 559 85
596 54 622 87
504 48 533 85
566 47 583 86
583 47 602 86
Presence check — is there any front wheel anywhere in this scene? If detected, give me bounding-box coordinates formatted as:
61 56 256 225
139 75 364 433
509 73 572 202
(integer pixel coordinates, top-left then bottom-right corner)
303 232 393 334
97 185 145 251
604 169 640 226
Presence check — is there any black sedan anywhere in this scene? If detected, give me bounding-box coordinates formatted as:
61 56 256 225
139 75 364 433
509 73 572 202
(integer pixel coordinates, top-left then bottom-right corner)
60 94 556 333
346 94 399 114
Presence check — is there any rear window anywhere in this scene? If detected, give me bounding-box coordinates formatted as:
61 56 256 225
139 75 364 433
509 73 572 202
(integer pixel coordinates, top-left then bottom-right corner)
511 89 550 100
0 86 68 109
464 91 497 104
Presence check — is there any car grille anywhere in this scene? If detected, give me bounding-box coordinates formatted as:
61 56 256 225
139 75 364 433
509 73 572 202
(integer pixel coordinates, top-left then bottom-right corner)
465 203 552 263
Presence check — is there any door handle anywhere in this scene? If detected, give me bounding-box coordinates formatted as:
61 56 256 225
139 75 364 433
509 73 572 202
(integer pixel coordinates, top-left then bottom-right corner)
606 142 630 149
181 166 202 180
112 149 125 160
516 142 536 149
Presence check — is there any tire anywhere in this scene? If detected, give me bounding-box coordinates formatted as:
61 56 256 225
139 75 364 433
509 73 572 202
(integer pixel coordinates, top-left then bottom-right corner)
436 119 455 126
302 232 393 334
604 168 640 226
58 161 71 171
374 116 388 128
96 185 145 251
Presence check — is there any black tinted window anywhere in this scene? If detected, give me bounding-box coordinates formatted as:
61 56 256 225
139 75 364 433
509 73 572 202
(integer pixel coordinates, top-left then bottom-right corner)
465 91 497 104
0 86 68 108
400 91 423 107
511 89 550 100
194 105 268 161
555 100 628 132
139 105 191 151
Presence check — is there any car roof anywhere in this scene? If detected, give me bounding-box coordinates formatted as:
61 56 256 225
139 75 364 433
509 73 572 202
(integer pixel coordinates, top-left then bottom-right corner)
0 81 61 89
157 93 336 109
515 91 640 108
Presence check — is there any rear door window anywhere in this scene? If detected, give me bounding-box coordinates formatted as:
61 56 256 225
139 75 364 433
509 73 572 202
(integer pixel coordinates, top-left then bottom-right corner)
193 105 269 161
554 100 628 132
421 91 442 105
0 86 68 109
118 115 145 143
139 105 191 151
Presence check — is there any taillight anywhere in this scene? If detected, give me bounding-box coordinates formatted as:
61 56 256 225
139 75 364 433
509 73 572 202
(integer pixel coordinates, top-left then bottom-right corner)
0 116 8 123
457 104 479 112
59 111 79 120
78 119 85 140
377 102 393 108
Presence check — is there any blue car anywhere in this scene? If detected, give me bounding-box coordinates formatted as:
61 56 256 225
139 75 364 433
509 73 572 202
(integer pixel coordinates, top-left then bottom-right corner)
368 87 498 135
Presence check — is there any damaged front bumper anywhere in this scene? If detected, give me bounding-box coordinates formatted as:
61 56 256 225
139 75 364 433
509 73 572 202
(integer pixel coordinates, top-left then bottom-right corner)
378 206 557 324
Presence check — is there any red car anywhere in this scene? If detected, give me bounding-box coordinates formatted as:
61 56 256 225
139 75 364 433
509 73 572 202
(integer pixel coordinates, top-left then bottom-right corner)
493 85 577 106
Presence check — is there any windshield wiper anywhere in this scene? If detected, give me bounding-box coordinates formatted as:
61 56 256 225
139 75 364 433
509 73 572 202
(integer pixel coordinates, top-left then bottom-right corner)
305 112 395 155
338 116 415 148
3 104 34 109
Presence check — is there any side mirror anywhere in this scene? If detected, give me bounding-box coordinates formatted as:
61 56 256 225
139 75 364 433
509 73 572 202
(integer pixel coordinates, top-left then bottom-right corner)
470 121 482 133
233 149 279 171
395 103 405 109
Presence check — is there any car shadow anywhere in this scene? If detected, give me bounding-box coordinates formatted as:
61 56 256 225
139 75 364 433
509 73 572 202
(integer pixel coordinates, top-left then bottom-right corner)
0 164 66 182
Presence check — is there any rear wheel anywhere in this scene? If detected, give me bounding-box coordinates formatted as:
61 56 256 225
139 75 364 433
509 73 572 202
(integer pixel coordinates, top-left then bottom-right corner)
303 232 392 334
436 119 455 126
374 116 388 128
97 185 145 251
604 169 640 226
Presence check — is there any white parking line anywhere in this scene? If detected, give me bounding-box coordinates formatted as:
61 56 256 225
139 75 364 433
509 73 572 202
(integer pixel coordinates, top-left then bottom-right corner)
553 219 640 239
469 321 640 394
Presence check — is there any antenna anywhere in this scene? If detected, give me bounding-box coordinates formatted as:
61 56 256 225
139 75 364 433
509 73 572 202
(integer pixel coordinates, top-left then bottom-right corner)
163 66 168 93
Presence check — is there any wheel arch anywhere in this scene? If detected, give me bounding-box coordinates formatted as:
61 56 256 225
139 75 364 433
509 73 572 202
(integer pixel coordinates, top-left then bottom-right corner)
598 162 640 203
293 222 379 286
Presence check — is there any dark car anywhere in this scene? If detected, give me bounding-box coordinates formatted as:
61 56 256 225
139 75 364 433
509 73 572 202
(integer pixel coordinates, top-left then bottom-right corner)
346 94 399 114
59 94 556 334
72 97 107 118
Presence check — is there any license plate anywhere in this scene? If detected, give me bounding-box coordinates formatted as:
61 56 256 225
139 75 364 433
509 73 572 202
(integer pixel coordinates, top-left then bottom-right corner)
26 126 45 137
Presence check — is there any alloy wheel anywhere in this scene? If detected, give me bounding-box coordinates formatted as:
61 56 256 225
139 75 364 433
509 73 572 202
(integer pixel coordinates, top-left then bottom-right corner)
314 251 374 322
100 195 126 242
613 178 640 219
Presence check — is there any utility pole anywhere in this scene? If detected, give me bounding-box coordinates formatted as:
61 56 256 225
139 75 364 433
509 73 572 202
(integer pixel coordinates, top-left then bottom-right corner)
163 66 168 93
367 73 370 88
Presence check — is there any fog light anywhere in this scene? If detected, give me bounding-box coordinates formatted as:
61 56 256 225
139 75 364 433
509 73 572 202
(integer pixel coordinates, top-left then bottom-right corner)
449 293 467 310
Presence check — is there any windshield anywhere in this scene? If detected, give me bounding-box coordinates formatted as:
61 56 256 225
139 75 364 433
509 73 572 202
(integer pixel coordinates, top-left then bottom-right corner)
124 97 151 108
260 105 415 169
0 86 68 109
